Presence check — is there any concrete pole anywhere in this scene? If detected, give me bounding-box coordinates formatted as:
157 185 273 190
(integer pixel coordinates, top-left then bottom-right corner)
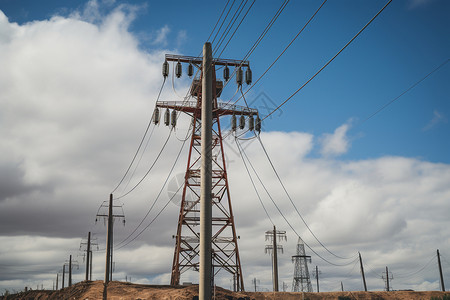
273 225 279 292
386 266 390 291
86 232 91 281
62 265 65 289
359 252 367 291
199 41 213 300
69 255 72 287
437 249 445 291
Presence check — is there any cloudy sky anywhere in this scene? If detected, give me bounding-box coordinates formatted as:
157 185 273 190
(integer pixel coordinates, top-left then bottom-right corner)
0 0 449 294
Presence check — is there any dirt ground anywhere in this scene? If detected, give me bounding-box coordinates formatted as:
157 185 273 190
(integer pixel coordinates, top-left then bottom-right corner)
2 280 449 300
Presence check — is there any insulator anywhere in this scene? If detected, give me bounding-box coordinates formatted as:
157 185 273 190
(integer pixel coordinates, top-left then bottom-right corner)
162 60 169 78
164 108 170 126
236 67 243 86
239 114 245 130
175 60 182 78
223 64 230 81
245 66 252 85
255 115 261 133
188 62 194 77
231 114 237 131
248 114 254 131
171 110 177 127
153 107 160 125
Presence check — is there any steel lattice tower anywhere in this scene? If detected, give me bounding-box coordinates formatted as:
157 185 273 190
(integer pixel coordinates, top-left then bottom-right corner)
156 54 258 291
292 237 313 292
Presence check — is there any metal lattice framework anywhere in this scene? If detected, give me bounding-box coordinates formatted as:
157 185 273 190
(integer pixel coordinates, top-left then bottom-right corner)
157 54 257 291
292 237 313 292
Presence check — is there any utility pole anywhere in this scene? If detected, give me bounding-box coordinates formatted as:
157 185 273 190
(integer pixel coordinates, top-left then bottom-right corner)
341 281 344 291
62 265 65 289
56 273 58 290
199 41 213 300
85 232 91 281
265 225 287 292
69 255 72 287
359 252 367 291
437 249 445 291
291 237 312 292
251 278 260 292
312 266 321 292
382 266 393 291
282 281 289 292
103 193 113 300
97 194 125 287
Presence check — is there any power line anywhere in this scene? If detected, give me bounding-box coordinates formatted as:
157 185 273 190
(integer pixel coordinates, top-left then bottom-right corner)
207 0 232 42
235 136 274 225
115 129 173 200
111 78 166 194
358 58 450 126
219 0 290 95
115 181 183 250
236 138 356 267
116 136 187 247
214 0 249 57
263 0 393 121
216 0 256 59
238 75 354 261
211 0 237 46
229 0 327 107
255 134 355 260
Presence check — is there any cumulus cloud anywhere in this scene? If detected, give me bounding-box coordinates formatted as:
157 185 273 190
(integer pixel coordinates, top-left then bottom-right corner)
319 122 352 157
0 2 449 294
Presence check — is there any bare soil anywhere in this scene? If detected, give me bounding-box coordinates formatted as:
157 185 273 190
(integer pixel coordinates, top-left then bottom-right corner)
2 280 449 300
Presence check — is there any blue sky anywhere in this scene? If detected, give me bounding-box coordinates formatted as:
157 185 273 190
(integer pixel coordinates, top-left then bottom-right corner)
0 0 449 294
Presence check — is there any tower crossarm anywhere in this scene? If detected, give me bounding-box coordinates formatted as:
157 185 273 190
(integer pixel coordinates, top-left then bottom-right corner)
156 101 258 117
165 54 249 67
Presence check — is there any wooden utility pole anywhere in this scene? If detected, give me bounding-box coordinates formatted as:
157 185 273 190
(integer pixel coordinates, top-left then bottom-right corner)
69 255 72 287
385 266 390 291
56 273 58 290
437 249 445 291
265 226 286 292
199 41 213 300
103 194 113 300
62 265 65 289
359 252 367 291
85 232 91 281
272 226 279 292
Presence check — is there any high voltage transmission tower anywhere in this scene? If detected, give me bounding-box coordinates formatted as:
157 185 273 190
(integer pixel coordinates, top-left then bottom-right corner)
155 43 259 295
265 226 286 292
291 237 313 292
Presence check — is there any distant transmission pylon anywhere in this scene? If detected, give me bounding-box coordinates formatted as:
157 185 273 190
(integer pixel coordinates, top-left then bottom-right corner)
157 53 260 291
291 237 313 292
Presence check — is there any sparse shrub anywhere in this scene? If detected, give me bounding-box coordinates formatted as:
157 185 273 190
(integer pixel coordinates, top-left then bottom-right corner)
338 296 351 300
431 296 450 300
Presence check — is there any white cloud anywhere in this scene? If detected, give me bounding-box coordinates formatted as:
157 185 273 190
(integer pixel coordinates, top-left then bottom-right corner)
319 122 352 157
153 24 170 46
423 110 447 131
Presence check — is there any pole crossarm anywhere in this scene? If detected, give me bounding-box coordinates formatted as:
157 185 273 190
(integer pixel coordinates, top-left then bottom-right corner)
156 101 258 117
165 54 250 67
